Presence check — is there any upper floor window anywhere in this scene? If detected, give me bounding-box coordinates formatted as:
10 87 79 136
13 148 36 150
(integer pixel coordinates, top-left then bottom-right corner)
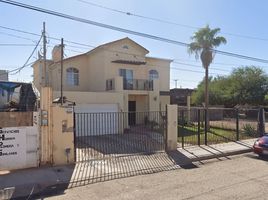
119 69 133 80
66 67 79 86
119 69 134 90
149 70 159 80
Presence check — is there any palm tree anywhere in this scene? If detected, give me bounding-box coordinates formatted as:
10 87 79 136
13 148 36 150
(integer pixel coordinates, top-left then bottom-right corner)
188 25 227 133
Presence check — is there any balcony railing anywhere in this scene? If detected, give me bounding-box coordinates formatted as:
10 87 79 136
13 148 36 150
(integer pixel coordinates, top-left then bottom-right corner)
123 79 153 91
106 78 154 91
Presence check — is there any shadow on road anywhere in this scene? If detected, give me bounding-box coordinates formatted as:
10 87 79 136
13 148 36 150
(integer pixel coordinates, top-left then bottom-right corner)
167 150 198 169
245 153 268 161
4 150 198 200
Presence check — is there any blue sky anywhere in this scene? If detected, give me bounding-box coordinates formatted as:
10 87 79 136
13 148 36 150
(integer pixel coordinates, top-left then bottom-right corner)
1 0 268 88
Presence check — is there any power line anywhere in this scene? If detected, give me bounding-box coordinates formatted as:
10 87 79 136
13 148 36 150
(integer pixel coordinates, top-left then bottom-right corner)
11 35 40 74
0 25 96 49
0 28 258 75
0 25 40 37
173 61 231 72
174 58 268 70
48 36 96 48
0 43 36 46
75 0 268 42
0 26 263 76
1 22 268 69
0 61 34 76
62 48 84 54
0 31 37 42
0 24 97 53
0 0 186 46
171 67 226 76
8 62 34 75
174 58 245 67
0 25 156 58
2 0 268 64
0 36 42 76
170 79 199 83
213 49 268 63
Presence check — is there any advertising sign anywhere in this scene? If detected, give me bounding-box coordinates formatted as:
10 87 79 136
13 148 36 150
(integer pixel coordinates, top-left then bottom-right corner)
0 127 27 169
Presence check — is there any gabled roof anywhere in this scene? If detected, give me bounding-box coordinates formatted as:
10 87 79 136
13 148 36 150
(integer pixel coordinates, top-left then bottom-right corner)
86 37 149 55
32 38 171 65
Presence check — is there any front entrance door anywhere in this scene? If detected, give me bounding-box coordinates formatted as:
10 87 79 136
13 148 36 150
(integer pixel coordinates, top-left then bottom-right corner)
128 101 136 125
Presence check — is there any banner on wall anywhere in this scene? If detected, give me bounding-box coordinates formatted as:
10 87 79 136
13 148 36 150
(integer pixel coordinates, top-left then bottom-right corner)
0 127 27 169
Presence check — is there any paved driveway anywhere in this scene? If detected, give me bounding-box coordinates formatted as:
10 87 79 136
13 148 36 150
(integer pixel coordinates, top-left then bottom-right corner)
45 153 268 200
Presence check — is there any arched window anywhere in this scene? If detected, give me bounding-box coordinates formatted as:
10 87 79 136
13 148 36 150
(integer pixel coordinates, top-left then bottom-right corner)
66 67 79 86
149 70 159 80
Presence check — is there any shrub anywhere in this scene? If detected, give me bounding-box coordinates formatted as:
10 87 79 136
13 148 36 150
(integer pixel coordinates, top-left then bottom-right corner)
242 124 257 137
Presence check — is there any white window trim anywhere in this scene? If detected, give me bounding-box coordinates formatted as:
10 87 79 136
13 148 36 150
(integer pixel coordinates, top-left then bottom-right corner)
66 67 79 86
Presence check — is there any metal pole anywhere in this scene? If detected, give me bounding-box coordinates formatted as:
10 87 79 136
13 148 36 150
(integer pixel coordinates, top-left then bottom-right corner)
182 110 185 148
42 22 47 86
73 111 76 162
174 79 178 88
198 109 201 146
204 109 208 145
60 38 64 105
236 109 239 141
165 104 168 151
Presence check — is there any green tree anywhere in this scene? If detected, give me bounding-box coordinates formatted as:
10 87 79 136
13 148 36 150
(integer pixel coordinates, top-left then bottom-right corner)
192 66 268 107
229 66 268 105
188 25 227 110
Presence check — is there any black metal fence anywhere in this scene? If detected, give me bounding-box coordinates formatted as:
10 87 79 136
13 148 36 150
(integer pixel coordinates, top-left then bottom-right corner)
74 111 167 162
178 107 260 147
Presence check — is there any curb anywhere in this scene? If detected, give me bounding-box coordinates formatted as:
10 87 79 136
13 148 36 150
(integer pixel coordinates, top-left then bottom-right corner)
190 148 252 162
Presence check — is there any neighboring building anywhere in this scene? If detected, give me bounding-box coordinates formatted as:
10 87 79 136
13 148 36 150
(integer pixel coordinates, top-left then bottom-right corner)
0 70 9 108
0 70 8 81
170 88 195 106
32 38 171 119
0 81 36 111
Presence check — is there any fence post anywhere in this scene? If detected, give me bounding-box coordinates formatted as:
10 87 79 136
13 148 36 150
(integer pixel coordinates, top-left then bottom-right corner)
204 109 208 145
236 109 239 141
166 105 178 151
73 112 76 162
198 109 201 146
182 110 185 148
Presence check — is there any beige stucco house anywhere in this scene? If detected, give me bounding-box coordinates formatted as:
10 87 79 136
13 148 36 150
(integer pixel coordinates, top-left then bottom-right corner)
32 37 171 118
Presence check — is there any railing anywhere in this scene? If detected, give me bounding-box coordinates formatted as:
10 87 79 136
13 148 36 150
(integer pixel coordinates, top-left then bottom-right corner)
123 78 153 91
177 106 260 147
106 78 115 91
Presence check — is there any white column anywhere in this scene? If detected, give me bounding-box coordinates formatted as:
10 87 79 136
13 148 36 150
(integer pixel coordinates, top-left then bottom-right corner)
166 105 178 151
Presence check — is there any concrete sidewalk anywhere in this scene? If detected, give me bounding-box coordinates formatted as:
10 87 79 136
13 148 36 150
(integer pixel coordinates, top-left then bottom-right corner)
0 138 255 200
178 138 254 162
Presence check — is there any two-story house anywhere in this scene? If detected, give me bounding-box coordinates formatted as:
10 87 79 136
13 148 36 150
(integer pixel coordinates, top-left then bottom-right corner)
32 38 171 124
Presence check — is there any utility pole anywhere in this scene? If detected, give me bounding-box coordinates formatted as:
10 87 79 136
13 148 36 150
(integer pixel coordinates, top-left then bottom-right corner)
60 38 64 105
174 79 178 88
42 22 47 86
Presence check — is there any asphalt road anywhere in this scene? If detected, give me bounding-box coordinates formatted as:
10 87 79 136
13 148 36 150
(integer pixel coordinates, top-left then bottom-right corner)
44 153 268 200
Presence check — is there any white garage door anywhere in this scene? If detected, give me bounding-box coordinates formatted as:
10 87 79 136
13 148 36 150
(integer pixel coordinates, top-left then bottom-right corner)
74 104 119 136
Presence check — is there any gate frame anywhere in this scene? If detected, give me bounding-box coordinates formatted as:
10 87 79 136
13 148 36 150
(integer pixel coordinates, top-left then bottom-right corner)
73 110 169 162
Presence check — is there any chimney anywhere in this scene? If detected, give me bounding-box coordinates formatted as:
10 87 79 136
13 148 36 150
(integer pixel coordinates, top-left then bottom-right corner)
52 45 63 62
